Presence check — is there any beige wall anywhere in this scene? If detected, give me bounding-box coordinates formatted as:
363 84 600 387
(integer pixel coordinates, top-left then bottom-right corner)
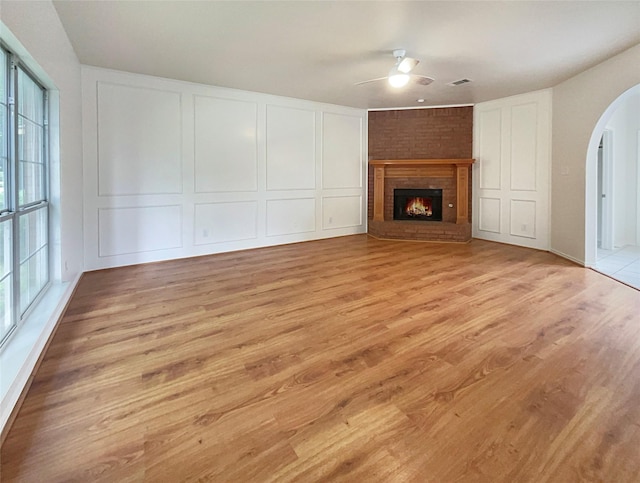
551 43 640 265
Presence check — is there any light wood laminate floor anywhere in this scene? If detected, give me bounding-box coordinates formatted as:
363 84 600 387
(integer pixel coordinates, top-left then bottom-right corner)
2 235 640 482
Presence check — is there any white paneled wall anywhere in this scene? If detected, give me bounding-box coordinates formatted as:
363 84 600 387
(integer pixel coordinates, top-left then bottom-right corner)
98 206 183 256
322 113 363 189
266 105 316 191
82 67 366 270
322 196 362 230
194 96 258 193
473 90 551 250
266 198 316 236
193 202 258 245
97 83 183 196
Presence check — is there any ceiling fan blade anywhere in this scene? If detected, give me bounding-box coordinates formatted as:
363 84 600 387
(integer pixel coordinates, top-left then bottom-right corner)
354 77 388 86
398 57 419 73
412 75 434 86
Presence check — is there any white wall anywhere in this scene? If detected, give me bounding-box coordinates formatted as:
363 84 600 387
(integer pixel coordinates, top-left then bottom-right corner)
473 90 551 250
0 0 83 437
2 0 84 281
606 91 640 247
551 43 640 266
82 67 367 270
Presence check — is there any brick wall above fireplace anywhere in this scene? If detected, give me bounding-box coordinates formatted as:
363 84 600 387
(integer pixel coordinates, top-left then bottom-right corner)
368 107 473 160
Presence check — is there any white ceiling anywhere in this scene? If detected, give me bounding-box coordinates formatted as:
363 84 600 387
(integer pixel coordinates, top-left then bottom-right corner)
52 1 640 109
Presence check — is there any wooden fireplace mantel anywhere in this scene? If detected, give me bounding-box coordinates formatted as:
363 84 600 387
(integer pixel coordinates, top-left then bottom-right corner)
369 158 475 224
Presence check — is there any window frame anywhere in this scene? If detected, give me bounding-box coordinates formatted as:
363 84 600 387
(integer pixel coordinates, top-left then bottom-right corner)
0 43 50 348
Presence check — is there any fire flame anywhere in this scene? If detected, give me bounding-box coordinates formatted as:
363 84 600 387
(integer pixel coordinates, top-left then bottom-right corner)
405 197 432 217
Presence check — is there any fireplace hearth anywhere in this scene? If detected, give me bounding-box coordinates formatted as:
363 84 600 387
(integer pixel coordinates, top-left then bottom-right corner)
394 188 443 221
368 159 475 242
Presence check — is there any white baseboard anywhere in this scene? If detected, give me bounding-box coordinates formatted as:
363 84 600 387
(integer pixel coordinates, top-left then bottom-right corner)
549 248 586 267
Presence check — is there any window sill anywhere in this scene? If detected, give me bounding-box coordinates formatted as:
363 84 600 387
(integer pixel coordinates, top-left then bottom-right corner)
0 273 80 438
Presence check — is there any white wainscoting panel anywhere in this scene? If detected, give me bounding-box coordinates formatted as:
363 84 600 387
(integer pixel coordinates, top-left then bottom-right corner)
510 103 538 191
194 96 258 193
98 205 182 257
83 67 366 270
266 198 316 236
266 105 316 190
510 200 537 239
194 201 258 245
478 108 502 190
97 82 182 195
478 197 501 234
322 195 362 230
473 89 551 250
322 113 362 189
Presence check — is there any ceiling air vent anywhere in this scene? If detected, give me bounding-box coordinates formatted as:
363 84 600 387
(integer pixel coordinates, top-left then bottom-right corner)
448 78 472 86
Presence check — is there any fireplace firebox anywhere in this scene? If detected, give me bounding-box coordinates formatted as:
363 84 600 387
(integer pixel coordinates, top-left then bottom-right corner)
393 188 443 221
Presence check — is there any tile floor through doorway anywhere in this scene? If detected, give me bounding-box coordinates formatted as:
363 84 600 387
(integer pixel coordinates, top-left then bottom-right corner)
595 245 640 290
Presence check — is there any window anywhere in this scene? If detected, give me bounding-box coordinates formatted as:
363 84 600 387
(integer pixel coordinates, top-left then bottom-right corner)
0 46 49 346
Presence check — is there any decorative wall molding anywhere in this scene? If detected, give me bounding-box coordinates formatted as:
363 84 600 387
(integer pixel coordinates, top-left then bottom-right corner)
473 89 551 250
82 67 367 270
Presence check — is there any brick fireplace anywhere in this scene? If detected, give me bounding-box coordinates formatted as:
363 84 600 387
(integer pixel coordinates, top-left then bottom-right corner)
368 158 474 242
367 106 474 243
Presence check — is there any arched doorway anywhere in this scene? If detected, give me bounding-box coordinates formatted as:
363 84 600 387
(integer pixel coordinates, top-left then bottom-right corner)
586 83 640 289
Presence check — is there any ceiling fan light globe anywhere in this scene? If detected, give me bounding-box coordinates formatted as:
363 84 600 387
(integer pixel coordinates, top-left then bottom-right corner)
388 73 410 88
398 57 419 73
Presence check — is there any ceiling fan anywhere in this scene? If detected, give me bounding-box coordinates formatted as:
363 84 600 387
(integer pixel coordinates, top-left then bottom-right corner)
355 49 434 88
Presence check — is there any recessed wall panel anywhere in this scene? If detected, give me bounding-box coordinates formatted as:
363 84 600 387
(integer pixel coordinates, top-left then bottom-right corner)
473 90 550 250
322 196 362 229
478 108 502 190
510 200 536 238
98 205 182 257
194 201 257 245
266 105 315 190
97 82 182 195
322 113 362 189
510 103 538 191
194 96 257 192
266 198 315 236
478 197 501 233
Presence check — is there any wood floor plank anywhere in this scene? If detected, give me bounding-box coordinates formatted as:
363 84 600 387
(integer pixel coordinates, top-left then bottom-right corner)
2 235 640 482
